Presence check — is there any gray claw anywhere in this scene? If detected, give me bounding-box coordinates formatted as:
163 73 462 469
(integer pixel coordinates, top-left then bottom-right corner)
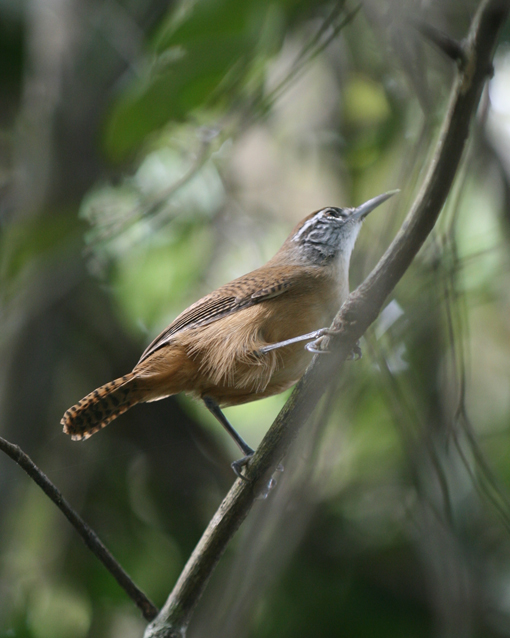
305 339 330 354
232 453 254 481
305 326 342 354
306 343 330 354
347 341 362 361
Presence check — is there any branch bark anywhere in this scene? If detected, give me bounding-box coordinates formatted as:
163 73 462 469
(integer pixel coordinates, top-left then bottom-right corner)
144 1 509 637
0 436 159 621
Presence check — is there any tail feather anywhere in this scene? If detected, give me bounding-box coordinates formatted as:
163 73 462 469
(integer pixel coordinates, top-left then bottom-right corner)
61 373 141 440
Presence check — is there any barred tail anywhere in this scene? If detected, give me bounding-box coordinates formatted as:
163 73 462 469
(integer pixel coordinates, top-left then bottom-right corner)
61 373 141 440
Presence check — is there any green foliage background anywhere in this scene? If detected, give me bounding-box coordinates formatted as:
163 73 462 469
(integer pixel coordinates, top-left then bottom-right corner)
1 0 510 637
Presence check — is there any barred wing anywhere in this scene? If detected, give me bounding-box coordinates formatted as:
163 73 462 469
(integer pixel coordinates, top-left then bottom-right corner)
138 267 295 363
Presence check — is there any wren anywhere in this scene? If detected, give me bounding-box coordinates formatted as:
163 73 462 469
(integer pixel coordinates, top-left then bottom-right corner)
62 191 397 477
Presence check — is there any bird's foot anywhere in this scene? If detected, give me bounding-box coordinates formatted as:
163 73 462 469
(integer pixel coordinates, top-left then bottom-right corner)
231 452 254 481
305 327 341 354
259 327 340 355
347 340 362 360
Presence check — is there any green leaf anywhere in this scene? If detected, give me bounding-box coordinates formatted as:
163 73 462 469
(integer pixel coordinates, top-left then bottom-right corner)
104 35 247 159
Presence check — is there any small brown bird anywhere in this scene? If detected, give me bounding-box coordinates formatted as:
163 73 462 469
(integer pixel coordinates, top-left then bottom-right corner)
62 191 396 475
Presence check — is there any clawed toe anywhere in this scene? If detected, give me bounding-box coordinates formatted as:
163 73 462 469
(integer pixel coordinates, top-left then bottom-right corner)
304 327 342 354
323 328 341 337
347 341 362 361
305 340 330 354
305 332 332 354
306 332 362 358
231 453 254 481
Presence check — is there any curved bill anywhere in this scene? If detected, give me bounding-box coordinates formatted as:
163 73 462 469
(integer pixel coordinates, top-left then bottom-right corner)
350 189 400 221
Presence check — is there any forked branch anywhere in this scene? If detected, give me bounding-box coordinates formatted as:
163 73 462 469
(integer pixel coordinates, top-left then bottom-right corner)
144 1 509 636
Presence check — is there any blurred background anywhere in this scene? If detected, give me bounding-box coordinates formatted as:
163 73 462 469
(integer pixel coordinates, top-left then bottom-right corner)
1 0 510 636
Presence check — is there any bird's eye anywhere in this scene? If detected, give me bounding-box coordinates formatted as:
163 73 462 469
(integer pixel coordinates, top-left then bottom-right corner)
323 207 344 219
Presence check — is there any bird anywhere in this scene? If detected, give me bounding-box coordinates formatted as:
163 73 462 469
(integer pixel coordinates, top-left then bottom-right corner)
62 190 397 477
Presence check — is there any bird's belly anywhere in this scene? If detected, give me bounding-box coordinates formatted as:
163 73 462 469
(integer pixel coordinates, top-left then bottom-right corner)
201 342 310 406
184 293 338 406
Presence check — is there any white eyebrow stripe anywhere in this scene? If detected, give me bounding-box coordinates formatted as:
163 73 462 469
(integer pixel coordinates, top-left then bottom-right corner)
293 210 327 241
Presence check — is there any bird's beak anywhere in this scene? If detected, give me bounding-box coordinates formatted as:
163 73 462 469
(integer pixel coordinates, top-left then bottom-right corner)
350 189 400 221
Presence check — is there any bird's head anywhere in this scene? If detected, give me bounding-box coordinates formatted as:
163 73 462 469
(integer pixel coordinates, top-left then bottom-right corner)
286 190 399 266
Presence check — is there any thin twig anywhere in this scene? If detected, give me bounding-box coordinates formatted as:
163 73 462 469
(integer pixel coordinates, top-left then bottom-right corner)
144 2 509 637
412 18 468 67
86 134 214 246
0 436 159 621
365 337 455 528
258 3 360 116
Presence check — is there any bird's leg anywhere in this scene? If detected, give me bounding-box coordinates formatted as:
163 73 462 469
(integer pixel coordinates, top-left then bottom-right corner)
203 396 254 480
306 334 362 358
260 327 361 358
258 328 341 354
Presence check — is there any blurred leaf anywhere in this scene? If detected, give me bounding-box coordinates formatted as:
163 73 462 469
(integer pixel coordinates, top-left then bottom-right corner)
112 221 213 336
343 75 391 125
105 37 249 159
104 0 334 159
342 74 398 171
153 0 263 52
27 585 91 638
105 0 281 159
1 215 78 284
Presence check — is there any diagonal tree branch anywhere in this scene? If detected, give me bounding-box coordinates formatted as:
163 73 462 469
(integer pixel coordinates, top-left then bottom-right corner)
0 436 159 621
143 2 509 637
